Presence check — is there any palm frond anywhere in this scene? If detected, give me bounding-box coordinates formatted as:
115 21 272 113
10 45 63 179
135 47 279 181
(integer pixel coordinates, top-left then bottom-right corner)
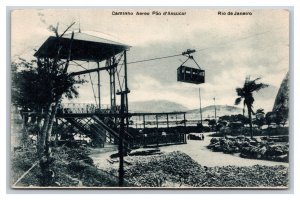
252 77 262 82
236 88 244 96
235 97 242 105
253 83 269 92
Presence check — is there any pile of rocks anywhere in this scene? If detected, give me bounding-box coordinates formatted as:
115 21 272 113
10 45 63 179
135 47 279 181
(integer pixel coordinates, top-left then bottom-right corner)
123 151 288 187
207 135 288 162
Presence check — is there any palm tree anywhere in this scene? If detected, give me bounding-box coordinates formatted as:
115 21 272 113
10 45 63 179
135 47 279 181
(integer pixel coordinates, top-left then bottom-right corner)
235 77 268 138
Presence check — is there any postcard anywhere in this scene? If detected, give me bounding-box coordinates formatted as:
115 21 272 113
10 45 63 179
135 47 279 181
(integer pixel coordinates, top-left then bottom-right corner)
10 8 290 189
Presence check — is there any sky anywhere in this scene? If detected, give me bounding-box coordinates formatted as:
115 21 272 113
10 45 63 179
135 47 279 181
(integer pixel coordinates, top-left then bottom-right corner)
11 8 289 112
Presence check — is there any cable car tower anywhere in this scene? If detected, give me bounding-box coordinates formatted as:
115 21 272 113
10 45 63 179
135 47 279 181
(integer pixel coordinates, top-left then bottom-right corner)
34 31 130 113
177 49 205 84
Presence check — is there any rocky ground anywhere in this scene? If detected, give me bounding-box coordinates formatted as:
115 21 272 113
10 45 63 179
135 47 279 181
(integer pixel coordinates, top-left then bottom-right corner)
11 135 289 188
107 151 288 188
207 135 289 162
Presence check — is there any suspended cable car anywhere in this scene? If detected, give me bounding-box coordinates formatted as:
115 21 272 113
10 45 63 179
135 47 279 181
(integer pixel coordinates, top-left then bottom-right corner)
177 49 205 84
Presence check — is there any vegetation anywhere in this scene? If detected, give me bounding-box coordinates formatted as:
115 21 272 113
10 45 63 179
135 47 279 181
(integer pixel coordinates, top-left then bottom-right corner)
254 109 265 129
11 23 86 186
12 146 123 187
235 77 268 138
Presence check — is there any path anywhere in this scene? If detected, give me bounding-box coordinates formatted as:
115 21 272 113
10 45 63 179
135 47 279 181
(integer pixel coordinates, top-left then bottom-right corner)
90 132 288 170
159 132 289 167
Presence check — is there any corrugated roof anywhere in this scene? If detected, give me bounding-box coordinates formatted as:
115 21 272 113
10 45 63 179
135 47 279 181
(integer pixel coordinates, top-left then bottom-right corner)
34 31 130 62
62 32 127 47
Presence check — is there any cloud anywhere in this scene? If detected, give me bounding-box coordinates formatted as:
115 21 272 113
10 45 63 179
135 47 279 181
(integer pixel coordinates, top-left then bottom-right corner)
11 9 289 112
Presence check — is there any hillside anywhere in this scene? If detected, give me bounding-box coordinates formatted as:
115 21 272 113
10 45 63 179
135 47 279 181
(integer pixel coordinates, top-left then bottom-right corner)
129 100 243 118
187 105 243 119
273 72 289 113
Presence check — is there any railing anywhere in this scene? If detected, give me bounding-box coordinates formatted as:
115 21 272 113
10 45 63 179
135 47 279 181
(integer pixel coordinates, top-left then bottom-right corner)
92 115 134 149
132 133 185 147
58 103 113 114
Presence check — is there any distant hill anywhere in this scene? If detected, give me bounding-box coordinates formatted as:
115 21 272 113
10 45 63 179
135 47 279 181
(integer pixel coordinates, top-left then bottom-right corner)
129 100 189 113
129 100 243 118
187 105 243 119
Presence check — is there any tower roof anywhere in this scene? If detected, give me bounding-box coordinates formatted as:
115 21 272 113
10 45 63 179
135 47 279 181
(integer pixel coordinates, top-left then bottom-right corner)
34 32 130 62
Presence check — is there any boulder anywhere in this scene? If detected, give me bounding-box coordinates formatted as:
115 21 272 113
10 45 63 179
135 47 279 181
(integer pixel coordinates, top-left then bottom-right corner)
258 146 267 155
234 139 243 148
241 141 250 147
277 154 288 162
249 140 257 146
237 135 245 140
129 148 161 156
210 137 219 144
261 136 268 141
254 137 262 143
225 135 234 140
212 144 223 152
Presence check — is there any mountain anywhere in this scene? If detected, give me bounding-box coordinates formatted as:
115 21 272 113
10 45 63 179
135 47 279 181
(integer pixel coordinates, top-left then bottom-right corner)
129 100 189 113
187 105 243 119
129 100 243 118
272 72 289 115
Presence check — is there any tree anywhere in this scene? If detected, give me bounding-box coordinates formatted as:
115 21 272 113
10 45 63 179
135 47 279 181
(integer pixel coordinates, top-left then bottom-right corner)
234 77 268 138
254 108 265 129
12 23 86 186
265 112 275 128
273 93 289 126
219 114 248 124
208 119 216 131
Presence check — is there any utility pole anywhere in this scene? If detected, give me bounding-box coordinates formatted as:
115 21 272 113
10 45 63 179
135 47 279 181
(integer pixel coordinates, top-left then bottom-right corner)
213 97 217 121
116 89 130 187
199 88 203 124
117 91 125 187
124 50 129 131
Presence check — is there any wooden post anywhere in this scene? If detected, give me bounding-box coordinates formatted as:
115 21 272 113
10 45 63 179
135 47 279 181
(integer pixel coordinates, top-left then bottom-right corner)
143 115 145 129
118 92 125 187
124 51 129 131
156 115 158 129
166 114 169 128
199 88 203 124
183 113 187 143
97 62 101 110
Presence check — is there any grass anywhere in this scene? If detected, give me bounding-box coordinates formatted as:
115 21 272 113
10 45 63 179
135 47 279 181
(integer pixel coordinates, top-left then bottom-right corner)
11 146 127 187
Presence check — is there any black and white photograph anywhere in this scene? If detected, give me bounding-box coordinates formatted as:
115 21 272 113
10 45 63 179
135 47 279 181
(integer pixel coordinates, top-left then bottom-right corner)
10 8 290 189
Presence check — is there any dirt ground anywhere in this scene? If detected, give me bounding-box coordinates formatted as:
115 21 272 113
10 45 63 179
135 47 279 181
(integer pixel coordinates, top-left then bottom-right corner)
90 132 288 171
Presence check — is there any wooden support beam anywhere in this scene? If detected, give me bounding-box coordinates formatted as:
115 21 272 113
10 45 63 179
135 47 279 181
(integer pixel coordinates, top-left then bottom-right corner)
183 113 187 143
166 114 169 128
97 62 101 109
130 111 186 116
69 63 117 76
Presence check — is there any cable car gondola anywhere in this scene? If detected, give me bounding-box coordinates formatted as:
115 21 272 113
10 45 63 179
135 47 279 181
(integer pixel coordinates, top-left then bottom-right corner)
177 49 205 84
